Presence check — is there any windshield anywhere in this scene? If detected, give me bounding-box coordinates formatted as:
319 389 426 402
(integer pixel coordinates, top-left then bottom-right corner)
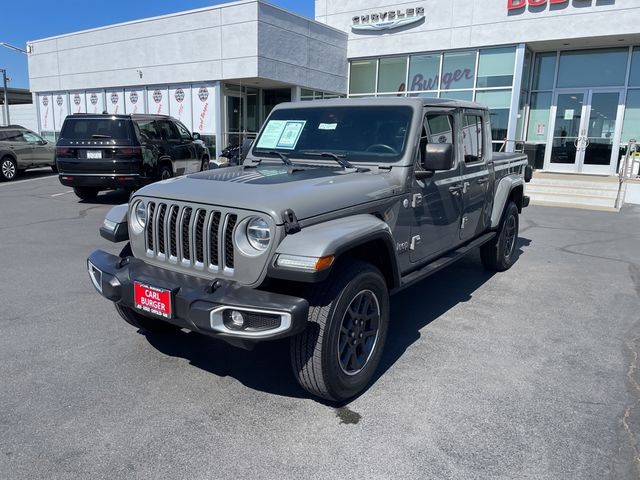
252 106 413 163
60 117 131 140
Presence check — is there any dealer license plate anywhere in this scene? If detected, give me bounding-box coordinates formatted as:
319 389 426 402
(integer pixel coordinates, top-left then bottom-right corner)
87 150 102 159
134 281 172 319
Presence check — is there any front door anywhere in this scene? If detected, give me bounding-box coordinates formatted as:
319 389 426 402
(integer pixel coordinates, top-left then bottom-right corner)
545 89 623 175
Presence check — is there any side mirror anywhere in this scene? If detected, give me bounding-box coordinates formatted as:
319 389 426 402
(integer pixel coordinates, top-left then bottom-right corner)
39 139 47 145
422 143 454 171
192 132 201 141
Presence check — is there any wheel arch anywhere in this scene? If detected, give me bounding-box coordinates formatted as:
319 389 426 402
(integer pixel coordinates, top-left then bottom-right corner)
490 175 524 229
270 214 401 289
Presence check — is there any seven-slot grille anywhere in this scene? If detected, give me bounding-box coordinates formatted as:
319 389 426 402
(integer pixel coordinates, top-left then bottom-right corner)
144 201 237 271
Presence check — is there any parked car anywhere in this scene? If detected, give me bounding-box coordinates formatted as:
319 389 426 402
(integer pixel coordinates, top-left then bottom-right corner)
87 98 532 401
55 114 209 200
0 125 56 181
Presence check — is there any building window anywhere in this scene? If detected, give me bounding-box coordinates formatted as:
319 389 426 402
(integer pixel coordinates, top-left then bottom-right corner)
378 56 407 94
349 60 377 95
443 90 473 101
408 54 441 92
526 92 552 143
441 51 475 90
621 90 640 144
532 52 556 91
475 90 511 143
629 48 640 87
557 48 628 88
477 47 516 88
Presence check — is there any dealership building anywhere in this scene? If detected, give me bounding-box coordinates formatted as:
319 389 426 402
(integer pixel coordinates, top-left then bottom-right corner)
27 0 640 178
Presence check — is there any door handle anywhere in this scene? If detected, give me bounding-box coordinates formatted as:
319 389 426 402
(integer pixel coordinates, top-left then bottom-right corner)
477 177 489 185
449 184 463 195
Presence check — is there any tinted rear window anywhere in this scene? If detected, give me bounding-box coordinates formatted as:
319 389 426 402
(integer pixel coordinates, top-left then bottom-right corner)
60 118 131 140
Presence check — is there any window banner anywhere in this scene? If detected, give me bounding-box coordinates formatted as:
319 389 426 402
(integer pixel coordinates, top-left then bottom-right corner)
86 90 104 114
38 93 53 131
147 87 169 115
70 91 86 114
106 89 125 115
191 84 216 134
53 93 69 131
125 88 144 114
169 85 193 131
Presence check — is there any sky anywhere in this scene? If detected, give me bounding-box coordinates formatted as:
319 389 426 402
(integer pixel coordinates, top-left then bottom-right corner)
0 0 315 89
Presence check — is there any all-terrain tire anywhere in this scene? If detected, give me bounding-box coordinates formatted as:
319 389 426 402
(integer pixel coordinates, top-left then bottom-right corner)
290 261 390 402
73 187 99 201
480 201 519 271
114 304 181 334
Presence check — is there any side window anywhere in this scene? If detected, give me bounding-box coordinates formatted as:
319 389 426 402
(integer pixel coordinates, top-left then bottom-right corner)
425 114 454 144
175 122 192 141
138 121 159 141
462 114 484 163
159 121 180 141
22 131 42 143
4 130 26 142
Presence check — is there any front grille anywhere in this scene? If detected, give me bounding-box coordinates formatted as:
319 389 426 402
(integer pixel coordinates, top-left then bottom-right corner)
144 201 238 272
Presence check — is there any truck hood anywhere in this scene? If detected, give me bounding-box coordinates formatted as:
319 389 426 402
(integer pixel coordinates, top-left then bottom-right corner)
136 164 402 223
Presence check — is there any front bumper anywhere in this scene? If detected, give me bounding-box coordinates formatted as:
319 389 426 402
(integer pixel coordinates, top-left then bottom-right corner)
87 250 309 345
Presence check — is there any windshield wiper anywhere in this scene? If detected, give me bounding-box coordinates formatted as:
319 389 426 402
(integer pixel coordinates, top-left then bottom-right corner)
91 134 112 139
299 151 354 169
253 150 292 166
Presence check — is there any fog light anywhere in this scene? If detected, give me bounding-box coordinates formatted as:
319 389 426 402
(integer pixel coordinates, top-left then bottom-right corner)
223 310 245 330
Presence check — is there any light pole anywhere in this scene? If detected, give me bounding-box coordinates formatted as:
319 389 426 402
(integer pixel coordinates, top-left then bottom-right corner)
0 68 8 125
0 42 28 126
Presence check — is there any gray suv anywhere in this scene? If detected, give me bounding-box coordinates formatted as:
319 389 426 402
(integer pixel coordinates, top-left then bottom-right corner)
0 125 56 181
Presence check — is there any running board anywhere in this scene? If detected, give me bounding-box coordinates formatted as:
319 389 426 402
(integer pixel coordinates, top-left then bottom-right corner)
395 232 496 293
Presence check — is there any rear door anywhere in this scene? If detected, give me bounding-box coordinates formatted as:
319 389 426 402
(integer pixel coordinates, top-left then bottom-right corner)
459 110 491 241
2 130 32 167
157 120 192 176
409 110 463 263
175 121 200 172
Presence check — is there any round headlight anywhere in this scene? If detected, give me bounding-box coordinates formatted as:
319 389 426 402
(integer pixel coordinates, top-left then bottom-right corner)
133 200 147 228
246 217 271 251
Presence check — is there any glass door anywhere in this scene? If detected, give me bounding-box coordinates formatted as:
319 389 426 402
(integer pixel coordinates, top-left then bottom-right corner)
545 91 587 173
544 89 623 174
582 90 623 175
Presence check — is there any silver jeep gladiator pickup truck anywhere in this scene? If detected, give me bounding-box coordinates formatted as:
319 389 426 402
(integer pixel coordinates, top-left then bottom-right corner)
88 98 531 402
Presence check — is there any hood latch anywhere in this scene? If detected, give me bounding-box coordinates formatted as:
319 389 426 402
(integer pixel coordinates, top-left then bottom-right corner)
282 209 301 235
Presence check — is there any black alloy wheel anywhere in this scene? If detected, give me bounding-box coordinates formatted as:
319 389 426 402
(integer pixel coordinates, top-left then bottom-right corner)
338 289 381 376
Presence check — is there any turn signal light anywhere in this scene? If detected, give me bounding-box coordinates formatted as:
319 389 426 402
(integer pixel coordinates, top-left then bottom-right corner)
276 254 335 272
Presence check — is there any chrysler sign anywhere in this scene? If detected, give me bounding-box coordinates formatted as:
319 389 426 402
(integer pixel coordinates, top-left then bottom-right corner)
352 7 425 32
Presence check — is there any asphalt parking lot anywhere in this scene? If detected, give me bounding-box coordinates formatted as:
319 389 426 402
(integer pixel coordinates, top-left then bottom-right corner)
1 170 639 480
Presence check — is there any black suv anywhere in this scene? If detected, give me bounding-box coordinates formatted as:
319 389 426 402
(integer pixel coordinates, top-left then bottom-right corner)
56 114 209 200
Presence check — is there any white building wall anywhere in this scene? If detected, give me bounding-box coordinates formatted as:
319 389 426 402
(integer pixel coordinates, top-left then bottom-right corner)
315 0 640 58
27 0 347 95
0 104 38 132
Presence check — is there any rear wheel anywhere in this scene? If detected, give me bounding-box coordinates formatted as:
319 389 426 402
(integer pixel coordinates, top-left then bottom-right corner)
481 201 519 271
201 156 209 171
290 261 389 402
73 187 99 201
160 164 172 180
114 304 181 334
0 157 17 181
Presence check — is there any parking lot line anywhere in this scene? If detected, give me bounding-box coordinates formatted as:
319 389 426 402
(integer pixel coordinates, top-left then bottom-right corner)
51 190 74 197
0 175 56 187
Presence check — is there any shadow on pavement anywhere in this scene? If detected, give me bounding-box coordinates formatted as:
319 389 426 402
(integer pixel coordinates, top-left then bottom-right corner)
11 168 56 182
144 237 532 402
77 189 132 205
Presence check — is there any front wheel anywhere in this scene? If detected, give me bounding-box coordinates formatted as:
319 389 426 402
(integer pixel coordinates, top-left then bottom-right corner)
114 304 181 334
481 201 519 271
290 261 389 402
